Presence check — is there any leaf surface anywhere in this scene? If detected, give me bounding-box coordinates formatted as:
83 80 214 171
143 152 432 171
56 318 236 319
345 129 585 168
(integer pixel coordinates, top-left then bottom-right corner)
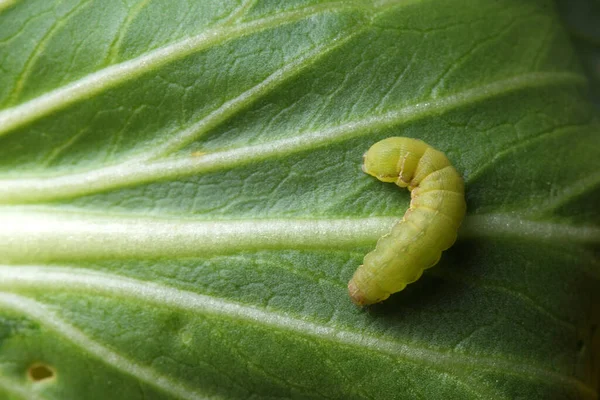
0 0 599 399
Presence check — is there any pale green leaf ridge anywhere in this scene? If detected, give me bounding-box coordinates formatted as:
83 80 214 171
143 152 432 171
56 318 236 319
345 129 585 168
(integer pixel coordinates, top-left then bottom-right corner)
0 1 371 137
0 270 595 399
0 293 220 400
0 72 585 204
0 211 598 264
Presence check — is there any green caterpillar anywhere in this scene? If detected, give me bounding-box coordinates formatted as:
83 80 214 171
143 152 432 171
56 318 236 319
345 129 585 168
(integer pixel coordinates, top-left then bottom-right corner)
348 137 466 306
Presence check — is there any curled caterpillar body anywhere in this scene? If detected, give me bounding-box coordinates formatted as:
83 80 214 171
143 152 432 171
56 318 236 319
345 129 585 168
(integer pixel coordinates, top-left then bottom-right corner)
349 137 466 306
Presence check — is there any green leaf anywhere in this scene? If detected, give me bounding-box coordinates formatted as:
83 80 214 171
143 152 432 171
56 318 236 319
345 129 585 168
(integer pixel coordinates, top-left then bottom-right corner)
1 0 599 399
556 0 600 108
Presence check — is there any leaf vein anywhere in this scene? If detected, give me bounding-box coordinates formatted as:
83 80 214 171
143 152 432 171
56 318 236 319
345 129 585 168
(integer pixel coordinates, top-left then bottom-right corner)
0 1 369 137
0 0 16 14
466 122 596 185
0 292 220 400
106 0 151 64
141 24 368 161
0 375 46 400
0 211 598 263
0 268 595 398
0 72 585 203
430 269 577 331
7 0 92 106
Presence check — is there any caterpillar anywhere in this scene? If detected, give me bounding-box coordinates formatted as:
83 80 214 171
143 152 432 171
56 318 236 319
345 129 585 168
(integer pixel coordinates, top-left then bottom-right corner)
348 137 466 306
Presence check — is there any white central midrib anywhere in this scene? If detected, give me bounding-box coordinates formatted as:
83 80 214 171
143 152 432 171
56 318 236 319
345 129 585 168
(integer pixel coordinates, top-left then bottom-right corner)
0 211 398 262
0 210 598 263
0 267 594 398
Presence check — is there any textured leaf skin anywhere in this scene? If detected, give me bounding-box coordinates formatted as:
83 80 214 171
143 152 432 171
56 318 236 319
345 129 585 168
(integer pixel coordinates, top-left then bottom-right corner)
0 0 599 399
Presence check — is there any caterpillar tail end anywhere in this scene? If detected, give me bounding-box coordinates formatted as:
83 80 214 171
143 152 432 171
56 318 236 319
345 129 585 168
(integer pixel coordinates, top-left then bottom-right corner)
348 275 392 307
348 279 369 307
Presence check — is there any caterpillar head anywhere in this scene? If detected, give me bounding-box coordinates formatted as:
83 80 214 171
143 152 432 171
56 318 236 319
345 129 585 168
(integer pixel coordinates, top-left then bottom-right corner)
362 137 404 183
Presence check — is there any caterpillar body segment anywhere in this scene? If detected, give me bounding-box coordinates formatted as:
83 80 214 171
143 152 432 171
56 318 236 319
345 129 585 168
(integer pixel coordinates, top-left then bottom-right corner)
349 137 466 306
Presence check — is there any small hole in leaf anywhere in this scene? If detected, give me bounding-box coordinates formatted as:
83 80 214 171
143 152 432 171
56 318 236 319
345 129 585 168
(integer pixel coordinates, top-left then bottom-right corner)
28 363 55 382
